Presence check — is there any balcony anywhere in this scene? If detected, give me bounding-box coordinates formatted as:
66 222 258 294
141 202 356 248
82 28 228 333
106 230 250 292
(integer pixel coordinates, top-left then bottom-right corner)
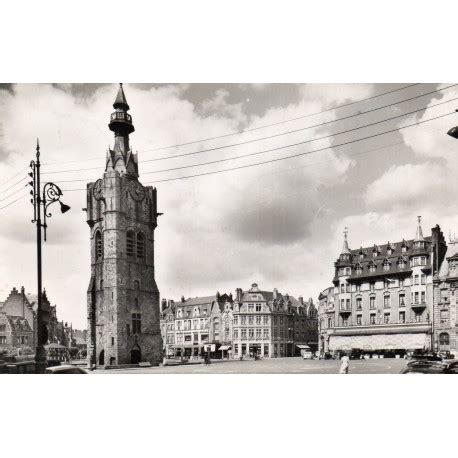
338 307 352 315
411 301 427 310
329 319 431 336
110 112 132 123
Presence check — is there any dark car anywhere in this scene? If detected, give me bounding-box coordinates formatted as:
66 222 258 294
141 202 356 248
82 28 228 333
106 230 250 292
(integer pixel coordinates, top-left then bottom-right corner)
406 350 442 362
400 360 458 374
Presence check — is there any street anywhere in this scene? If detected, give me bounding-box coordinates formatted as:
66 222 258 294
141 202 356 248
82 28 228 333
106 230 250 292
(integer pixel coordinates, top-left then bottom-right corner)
93 357 408 374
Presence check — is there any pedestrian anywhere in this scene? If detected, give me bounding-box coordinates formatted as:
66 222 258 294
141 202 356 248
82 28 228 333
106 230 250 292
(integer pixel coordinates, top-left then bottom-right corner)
339 353 349 374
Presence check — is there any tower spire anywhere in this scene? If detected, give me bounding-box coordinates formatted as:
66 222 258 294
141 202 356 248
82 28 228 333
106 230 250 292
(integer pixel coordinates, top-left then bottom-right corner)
341 227 350 254
414 216 424 242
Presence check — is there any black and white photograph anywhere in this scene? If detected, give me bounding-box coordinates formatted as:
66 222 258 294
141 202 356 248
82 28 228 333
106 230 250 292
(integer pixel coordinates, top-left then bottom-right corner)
2 81 458 375
1 2 457 458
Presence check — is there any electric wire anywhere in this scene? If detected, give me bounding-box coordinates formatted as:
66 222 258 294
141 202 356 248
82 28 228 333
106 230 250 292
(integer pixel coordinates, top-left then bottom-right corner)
40 83 420 167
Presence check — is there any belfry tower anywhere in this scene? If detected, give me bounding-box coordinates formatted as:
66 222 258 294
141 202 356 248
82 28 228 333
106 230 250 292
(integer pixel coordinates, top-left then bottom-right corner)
86 84 162 367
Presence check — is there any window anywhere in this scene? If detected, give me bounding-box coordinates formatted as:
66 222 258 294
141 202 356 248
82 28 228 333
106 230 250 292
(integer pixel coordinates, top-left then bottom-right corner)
328 317 333 328
399 278 404 287
136 232 145 259
249 328 254 339
383 261 390 271
439 333 450 348
356 266 362 275
132 313 141 334
414 275 419 285
356 315 362 325
421 274 426 285
414 292 419 304
370 313 376 325
0 336 6 344
256 329 262 339
279 317 284 325
126 230 135 257
369 264 376 273
95 231 103 260
241 329 247 339
241 316 246 325
384 313 390 324
248 305 254 312
370 296 375 310
421 291 425 304
233 316 238 325
399 311 405 323
340 284 345 293
414 312 422 322
356 283 361 292
440 310 448 324
399 293 405 307
255 304 262 312
263 316 269 325
342 317 349 327
356 297 362 310
249 316 254 325
384 295 390 309
256 316 261 325
421 256 426 265
263 329 269 339
111 337 115 346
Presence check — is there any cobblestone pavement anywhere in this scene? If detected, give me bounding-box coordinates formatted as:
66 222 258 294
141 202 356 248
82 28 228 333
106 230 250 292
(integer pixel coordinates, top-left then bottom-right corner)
93 357 408 374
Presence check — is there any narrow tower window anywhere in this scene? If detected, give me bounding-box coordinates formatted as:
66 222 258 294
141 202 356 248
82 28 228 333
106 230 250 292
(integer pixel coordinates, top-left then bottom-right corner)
137 232 145 259
95 231 102 260
126 230 135 257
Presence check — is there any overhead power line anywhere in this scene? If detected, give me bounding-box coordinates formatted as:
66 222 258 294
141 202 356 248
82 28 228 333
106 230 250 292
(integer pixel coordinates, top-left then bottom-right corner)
59 109 455 191
40 83 456 178
50 96 458 185
41 83 420 167
0 191 28 210
138 83 421 152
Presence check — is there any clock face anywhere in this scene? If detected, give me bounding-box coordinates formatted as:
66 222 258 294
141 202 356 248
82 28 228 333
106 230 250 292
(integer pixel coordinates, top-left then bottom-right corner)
93 179 104 201
129 181 146 202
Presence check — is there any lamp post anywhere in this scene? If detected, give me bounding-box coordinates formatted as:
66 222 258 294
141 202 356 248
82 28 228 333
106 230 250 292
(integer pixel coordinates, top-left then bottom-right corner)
29 140 70 373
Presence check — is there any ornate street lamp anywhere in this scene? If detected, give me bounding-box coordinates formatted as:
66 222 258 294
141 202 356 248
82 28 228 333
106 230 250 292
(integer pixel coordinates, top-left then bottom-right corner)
29 140 70 373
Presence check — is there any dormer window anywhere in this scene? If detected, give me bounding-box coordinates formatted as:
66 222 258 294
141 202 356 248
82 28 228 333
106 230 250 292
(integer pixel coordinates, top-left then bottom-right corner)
383 260 390 271
369 263 376 273
356 266 362 275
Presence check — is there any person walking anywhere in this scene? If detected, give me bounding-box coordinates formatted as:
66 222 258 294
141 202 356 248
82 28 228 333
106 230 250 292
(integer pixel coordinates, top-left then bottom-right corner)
339 353 350 374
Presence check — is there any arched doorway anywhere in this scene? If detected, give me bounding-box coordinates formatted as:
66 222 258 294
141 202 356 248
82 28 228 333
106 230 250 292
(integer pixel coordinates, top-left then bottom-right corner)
131 344 141 364
439 333 450 351
98 349 105 366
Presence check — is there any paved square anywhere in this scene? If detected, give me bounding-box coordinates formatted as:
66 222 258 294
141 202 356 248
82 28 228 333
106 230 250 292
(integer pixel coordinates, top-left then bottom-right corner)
93 357 408 374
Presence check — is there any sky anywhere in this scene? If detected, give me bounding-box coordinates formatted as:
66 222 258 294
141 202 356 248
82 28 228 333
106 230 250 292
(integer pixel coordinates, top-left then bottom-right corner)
1 82 458 329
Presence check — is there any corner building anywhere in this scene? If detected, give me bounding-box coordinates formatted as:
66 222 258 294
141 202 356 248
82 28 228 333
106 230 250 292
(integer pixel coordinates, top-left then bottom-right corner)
320 219 447 355
86 85 162 367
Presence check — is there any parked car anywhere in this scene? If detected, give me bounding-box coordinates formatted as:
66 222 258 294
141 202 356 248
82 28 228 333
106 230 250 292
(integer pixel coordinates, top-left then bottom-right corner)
319 352 333 360
400 360 458 374
302 349 314 360
406 350 442 361
45 365 88 374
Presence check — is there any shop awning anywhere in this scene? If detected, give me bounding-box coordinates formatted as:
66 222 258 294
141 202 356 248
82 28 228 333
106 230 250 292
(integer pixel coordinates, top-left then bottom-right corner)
219 345 231 351
296 344 311 349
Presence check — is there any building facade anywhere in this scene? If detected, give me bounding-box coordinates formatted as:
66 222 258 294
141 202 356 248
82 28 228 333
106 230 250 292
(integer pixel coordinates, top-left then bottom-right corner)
319 219 447 355
0 286 59 350
433 240 458 355
231 283 318 358
86 84 162 367
0 313 33 350
160 293 233 358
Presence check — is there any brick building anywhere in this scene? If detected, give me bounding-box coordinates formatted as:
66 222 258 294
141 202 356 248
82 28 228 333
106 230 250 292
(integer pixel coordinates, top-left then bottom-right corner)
318 218 447 356
0 286 59 349
0 313 33 350
86 84 162 367
231 283 318 358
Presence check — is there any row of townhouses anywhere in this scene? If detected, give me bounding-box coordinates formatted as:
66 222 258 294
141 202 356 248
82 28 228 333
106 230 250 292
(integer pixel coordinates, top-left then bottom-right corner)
0 286 86 354
318 217 457 356
160 283 318 359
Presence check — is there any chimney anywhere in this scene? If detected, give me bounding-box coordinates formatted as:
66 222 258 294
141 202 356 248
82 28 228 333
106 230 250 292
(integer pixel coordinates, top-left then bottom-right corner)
181 296 185 303
298 296 304 305
161 298 167 312
236 288 243 302
273 288 278 300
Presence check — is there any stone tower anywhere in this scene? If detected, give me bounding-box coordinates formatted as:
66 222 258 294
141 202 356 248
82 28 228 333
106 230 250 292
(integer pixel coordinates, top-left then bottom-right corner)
86 84 162 367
